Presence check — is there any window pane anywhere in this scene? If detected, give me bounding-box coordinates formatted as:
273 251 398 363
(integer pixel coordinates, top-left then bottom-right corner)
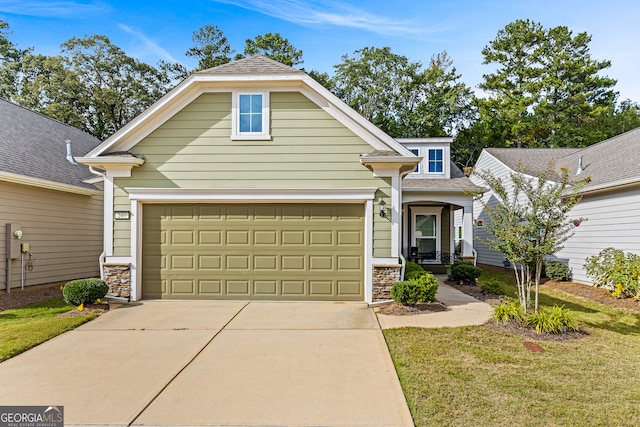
417 239 436 255
239 95 251 112
415 214 436 237
239 114 250 132
251 112 262 132
251 94 262 112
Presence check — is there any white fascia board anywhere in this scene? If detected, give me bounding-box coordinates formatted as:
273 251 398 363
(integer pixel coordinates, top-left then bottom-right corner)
396 137 453 144
125 187 378 202
0 171 101 196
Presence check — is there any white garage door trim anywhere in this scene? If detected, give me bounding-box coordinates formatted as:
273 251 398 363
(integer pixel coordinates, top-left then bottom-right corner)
126 188 377 302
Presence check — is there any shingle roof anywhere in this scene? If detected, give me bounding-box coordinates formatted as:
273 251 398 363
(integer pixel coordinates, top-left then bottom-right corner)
403 162 481 191
197 55 304 75
0 98 102 190
485 127 640 192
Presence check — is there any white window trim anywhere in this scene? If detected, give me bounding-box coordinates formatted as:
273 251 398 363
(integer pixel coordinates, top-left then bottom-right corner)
403 144 449 178
425 148 446 175
231 91 271 140
411 207 443 264
408 148 421 174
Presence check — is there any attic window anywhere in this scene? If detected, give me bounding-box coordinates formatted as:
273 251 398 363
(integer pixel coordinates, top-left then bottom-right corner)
231 92 271 140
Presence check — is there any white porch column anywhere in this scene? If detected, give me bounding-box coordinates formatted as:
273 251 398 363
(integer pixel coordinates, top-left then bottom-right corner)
462 203 474 257
391 174 401 258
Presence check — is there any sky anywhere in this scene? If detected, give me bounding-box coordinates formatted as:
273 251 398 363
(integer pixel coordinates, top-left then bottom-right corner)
1 0 639 102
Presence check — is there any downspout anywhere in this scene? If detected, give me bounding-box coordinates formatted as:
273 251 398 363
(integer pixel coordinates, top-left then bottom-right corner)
88 166 106 281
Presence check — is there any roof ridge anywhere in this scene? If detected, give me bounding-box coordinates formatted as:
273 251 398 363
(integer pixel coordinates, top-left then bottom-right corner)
196 55 303 74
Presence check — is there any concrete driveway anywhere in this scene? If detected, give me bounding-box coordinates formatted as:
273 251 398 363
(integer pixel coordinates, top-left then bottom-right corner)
0 301 413 427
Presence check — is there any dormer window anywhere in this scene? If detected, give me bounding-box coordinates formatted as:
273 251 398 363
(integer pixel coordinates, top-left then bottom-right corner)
232 91 271 140
410 149 420 173
427 148 444 173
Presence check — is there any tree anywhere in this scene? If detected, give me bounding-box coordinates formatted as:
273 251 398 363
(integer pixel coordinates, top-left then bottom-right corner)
332 47 473 138
472 164 585 312
393 51 475 137
238 32 302 66
60 35 169 139
479 19 617 148
0 19 31 99
479 19 548 148
185 24 234 71
14 54 87 129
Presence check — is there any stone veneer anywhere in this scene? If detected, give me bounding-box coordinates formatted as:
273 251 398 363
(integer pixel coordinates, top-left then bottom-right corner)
372 264 402 301
103 263 131 298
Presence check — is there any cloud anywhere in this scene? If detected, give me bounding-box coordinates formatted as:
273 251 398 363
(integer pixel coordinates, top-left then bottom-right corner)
118 24 181 64
213 0 446 37
0 1 107 17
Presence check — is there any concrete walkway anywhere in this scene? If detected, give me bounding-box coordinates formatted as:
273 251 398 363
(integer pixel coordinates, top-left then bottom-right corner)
375 276 494 329
0 301 413 427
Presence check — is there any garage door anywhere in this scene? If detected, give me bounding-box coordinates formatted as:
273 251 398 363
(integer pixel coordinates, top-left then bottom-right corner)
142 203 364 300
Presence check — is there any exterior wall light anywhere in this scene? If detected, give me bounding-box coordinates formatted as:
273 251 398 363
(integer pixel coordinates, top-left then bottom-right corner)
378 199 386 218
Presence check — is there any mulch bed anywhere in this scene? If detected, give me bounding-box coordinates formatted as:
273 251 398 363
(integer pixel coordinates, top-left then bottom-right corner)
0 283 65 311
376 301 449 316
0 282 111 315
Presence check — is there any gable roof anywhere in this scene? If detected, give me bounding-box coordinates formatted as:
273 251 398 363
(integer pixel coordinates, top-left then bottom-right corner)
83 55 415 159
0 98 102 192
483 127 640 194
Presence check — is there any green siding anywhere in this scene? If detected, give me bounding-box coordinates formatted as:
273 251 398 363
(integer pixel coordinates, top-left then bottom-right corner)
112 91 392 257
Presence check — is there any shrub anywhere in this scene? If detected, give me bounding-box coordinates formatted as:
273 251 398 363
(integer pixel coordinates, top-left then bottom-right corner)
451 261 481 285
404 261 427 280
493 297 524 323
526 305 579 334
585 248 640 299
63 278 109 307
480 279 505 295
545 261 570 281
391 273 439 306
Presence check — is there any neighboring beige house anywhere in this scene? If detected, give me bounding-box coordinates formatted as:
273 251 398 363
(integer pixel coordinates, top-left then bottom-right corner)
78 55 479 303
471 127 640 284
0 98 103 292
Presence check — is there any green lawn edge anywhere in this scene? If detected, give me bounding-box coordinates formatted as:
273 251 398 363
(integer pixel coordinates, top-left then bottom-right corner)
0 298 99 362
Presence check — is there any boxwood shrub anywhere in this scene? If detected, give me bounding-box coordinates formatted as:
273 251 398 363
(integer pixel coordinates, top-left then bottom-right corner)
451 261 482 285
404 261 427 280
545 261 570 281
63 278 109 306
391 273 438 306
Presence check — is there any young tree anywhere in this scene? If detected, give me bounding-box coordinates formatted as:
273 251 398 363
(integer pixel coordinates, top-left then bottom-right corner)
472 164 585 312
238 32 302 66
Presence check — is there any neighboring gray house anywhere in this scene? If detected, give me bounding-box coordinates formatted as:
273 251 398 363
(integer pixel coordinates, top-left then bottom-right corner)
0 98 103 292
77 55 479 302
471 127 640 284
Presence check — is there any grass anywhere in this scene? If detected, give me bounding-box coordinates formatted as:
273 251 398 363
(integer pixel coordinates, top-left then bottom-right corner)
384 268 640 427
0 298 98 362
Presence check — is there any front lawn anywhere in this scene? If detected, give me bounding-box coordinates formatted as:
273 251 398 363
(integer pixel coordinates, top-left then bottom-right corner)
384 270 640 426
0 298 98 362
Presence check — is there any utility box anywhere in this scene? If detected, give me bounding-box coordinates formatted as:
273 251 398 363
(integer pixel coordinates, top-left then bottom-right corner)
5 223 23 260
